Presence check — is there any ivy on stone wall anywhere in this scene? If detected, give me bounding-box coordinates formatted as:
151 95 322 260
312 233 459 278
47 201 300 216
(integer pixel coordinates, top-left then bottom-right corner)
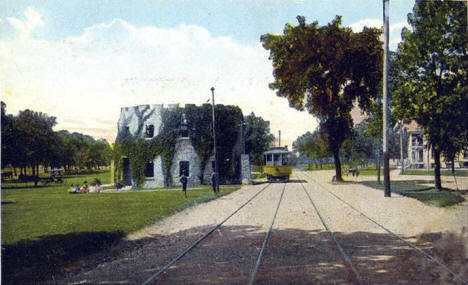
113 105 242 187
113 107 183 187
185 104 213 184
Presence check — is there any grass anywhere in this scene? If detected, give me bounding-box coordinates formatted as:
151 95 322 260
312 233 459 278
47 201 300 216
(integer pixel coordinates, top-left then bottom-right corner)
307 163 336 171
358 166 397 176
402 169 468 177
1 170 241 283
361 180 464 207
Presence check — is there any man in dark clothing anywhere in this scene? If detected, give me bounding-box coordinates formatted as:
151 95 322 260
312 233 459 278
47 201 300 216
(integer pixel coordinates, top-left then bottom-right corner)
180 173 188 197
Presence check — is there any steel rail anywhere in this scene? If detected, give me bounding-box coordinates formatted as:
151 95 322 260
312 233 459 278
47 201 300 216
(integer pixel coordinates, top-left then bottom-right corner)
248 182 287 285
296 173 363 285
302 171 468 285
142 183 273 285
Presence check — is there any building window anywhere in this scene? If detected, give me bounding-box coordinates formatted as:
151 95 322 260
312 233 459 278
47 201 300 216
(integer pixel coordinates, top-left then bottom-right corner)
412 150 424 163
411 133 423 147
145 162 154 177
179 161 189 177
145 124 154 138
418 149 424 162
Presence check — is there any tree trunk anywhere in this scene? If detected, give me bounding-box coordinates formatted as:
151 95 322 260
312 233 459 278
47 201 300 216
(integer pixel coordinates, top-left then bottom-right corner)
434 147 442 190
451 157 455 174
333 149 343 181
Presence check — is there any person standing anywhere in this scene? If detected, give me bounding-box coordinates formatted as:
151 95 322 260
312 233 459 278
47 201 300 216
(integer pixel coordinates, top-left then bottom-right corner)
180 173 188 198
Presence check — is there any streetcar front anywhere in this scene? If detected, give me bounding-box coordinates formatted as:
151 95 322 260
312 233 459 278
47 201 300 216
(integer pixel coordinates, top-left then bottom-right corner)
262 147 292 182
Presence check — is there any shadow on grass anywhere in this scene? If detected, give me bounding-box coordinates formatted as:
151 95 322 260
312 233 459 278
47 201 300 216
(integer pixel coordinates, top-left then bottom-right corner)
52 225 468 284
1 184 55 190
360 181 465 207
2 231 124 284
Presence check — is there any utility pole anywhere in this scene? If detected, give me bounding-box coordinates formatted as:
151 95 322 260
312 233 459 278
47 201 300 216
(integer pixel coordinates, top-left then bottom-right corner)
382 0 391 197
210 87 219 193
278 130 281 147
399 122 405 175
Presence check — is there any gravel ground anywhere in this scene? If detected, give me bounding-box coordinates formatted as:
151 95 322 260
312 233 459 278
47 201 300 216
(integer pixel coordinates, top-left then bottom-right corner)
56 171 468 285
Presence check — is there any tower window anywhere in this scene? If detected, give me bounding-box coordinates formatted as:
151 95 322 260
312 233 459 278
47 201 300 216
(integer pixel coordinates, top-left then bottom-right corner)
146 124 154 138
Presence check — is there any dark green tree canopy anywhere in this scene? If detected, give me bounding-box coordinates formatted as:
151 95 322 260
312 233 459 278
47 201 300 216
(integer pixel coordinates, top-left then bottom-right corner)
394 0 467 189
261 15 382 180
1 103 112 177
244 112 275 165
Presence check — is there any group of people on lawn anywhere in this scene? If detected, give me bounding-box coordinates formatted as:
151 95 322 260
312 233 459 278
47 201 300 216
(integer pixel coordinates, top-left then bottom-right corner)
69 181 102 194
69 173 217 195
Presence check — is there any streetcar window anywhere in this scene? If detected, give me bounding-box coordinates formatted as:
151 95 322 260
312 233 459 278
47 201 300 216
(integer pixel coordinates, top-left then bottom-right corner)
274 154 280 164
266 154 272 162
282 154 289 165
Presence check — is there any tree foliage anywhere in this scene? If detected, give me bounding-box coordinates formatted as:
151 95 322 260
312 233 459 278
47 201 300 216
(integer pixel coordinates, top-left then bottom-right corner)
394 0 467 189
261 15 382 181
1 103 112 176
244 112 275 165
293 129 330 166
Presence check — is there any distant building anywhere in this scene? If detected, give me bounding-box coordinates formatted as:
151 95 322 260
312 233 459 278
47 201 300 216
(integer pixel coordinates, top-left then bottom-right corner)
116 103 250 188
406 121 468 168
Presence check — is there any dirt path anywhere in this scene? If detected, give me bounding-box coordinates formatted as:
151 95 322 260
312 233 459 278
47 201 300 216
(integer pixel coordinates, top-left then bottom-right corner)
57 171 467 284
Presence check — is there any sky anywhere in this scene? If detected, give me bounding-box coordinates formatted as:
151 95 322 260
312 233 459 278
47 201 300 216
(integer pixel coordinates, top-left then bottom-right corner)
0 0 415 147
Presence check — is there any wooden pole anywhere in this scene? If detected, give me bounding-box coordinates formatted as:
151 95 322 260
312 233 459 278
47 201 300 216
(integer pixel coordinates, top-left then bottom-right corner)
383 0 391 197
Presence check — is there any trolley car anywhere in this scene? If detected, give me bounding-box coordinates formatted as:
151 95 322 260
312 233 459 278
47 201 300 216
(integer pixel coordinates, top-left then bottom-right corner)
263 147 292 182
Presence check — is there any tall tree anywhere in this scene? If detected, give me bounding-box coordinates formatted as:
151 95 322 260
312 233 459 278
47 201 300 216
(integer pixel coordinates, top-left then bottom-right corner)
244 112 275 165
261 16 382 181
394 0 467 190
293 130 330 168
14 109 57 176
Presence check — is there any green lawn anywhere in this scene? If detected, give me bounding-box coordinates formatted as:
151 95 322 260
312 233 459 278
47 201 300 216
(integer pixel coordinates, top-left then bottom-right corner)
2 170 241 283
307 163 336 171
402 169 468 177
358 166 397 176
361 180 464 207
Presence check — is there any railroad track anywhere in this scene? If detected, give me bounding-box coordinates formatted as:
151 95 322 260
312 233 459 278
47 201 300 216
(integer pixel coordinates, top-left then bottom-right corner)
142 171 466 284
248 182 287 285
142 182 282 285
294 172 363 285
299 170 468 285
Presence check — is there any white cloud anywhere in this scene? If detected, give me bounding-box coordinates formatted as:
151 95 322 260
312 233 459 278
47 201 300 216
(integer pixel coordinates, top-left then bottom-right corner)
348 18 409 50
6 7 43 38
0 7 317 146
348 18 382 32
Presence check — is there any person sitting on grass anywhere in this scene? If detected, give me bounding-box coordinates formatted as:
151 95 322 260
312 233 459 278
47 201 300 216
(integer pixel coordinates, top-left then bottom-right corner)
69 184 79 194
79 181 89 193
